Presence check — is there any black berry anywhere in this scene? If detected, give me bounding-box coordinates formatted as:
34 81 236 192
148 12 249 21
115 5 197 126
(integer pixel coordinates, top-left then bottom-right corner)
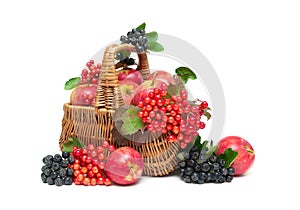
54 177 63 186
62 151 70 159
41 173 47 183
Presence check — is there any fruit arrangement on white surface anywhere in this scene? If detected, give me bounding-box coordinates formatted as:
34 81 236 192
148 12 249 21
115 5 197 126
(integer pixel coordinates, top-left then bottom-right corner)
41 23 255 186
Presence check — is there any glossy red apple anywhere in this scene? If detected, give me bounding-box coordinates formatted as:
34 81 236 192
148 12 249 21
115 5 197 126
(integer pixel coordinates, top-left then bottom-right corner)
216 136 255 176
105 147 144 185
70 84 97 106
119 80 138 105
118 69 143 85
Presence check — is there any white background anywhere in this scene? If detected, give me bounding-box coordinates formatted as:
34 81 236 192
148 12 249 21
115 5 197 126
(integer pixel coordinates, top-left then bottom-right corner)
0 0 299 209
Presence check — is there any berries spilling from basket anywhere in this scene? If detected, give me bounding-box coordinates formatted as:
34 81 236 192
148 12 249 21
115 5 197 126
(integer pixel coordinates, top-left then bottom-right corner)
45 23 255 186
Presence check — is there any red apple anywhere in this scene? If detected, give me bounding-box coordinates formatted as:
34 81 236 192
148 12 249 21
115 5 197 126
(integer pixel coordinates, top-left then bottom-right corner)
147 70 175 85
119 80 138 105
105 147 144 185
118 69 143 85
216 136 255 176
70 84 97 106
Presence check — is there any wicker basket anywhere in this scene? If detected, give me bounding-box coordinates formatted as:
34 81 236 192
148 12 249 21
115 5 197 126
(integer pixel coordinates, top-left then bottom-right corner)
59 43 179 176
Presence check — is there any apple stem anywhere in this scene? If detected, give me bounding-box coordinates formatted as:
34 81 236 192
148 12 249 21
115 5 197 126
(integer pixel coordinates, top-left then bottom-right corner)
245 146 254 154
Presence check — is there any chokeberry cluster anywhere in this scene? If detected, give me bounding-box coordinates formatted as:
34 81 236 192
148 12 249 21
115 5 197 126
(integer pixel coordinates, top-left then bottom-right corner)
115 54 136 67
136 85 209 148
41 151 74 186
178 145 235 184
70 141 115 186
120 28 148 53
80 59 101 84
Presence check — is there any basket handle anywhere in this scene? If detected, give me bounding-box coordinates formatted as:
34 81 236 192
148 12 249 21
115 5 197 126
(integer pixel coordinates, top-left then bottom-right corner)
95 43 150 110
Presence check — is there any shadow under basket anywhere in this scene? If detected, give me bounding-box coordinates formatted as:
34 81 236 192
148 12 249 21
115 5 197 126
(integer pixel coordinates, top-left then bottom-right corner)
59 43 179 176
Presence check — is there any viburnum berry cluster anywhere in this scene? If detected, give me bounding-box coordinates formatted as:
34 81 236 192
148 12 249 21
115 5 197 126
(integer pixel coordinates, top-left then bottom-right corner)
80 59 101 84
70 141 115 186
136 85 209 149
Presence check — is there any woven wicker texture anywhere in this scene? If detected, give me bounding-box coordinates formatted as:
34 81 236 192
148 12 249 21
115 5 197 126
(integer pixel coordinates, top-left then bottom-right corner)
59 44 179 176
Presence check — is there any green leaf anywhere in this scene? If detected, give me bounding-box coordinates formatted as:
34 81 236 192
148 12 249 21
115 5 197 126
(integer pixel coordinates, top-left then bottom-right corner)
136 22 146 31
120 118 144 135
148 41 164 52
64 77 81 90
62 137 84 152
194 135 201 149
175 67 197 84
121 106 141 122
177 152 185 161
218 148 238 168
120 51 131 58
145 31 158 43
206 145 218 158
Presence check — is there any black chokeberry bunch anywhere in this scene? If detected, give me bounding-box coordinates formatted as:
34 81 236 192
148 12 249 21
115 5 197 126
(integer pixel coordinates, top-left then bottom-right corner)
120 28 148 53
178 145 236 184
41 152 74 186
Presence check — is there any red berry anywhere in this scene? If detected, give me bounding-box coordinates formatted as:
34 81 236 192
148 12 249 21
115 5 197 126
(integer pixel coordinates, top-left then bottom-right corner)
166 124 173 131
102 140 109 148
147 124 153 131
161 83 168 90
146 104 152 111
180 90 186 96
77 173 84 182
153 106 159 112
83 177 90 186
154 88 160 94
180 142 187 149
87 144 95 151
155 94 161 100
156 99 163 107
74 169 81 176
108 145 115 152
177 133 184 140
143 111 149 117
160 107 167 113
162 115 168 122
87 163 93 170
137 101 144 108
90 150 97 158
81 167 88 174
170 110 177 117
90 60 94 64
200 101 208 109
161 90 167 97
138 111 144 118
97 177 104 185
175 114 181 122
199 122 206 129
144 97 151 104
98 153 105 160
98 161 105 169
150 99 156 106
92 166 99 174
166 104 172 112
168 116 174 124
164 98 170 105
82 148 88 155
96 146 104 153
172 126 180 135
167 135 177 142
148 92 154 98
90 178 97 186
73 164 80 170
171 95 177 102
91 78 98 84
82 69 88 75
104 178 111 186
172 104 179 111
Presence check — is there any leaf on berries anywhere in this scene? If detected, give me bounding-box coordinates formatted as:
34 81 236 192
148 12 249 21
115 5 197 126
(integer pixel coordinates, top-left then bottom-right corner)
146 31 158 43
121 106 141 122
148 41 164 52
217 148 238 168
193 134 201 149
201 140 209 151
206 144 218 158
167 76 186 96
62 137 84 152
175 67 197 84
136 22 146 31
64 77 81 90
120 118 144 135
204 108 212 120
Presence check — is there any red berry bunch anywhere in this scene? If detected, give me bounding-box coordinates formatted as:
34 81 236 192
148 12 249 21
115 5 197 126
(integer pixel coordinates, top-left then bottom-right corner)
137 86 209 149
137 84 169 134
70 141 115 186
81 59 101 84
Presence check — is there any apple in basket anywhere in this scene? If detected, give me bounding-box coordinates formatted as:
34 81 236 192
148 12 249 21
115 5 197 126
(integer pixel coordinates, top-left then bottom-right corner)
119 80 139 105
117 69 143 85
70 84 97 106
131 70 175 105
105 147 144 185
